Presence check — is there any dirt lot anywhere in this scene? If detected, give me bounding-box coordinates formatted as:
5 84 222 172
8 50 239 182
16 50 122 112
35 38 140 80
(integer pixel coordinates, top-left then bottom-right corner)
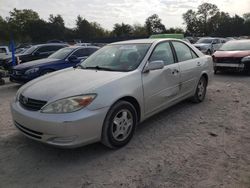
0 73 250 188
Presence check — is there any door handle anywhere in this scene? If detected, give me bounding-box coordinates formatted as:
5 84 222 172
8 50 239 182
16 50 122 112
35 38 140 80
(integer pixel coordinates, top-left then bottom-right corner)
197 62 201 66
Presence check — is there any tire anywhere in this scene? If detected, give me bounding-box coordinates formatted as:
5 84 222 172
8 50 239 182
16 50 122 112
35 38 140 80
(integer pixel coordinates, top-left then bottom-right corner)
101 101 138 149
214 68 218 74
40 69 54 76
191 76 207 103
0 79 5 85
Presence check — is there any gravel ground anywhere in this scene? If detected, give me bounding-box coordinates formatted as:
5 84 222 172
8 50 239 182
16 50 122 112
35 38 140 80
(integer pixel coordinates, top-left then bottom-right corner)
0 73 250 188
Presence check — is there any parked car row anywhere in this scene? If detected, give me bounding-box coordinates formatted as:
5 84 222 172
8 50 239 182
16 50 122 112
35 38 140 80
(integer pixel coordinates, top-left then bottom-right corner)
10 46 99 83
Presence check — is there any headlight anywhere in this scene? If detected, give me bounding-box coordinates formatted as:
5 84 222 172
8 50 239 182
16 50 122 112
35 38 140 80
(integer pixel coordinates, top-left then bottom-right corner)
41 94 97 113
241 56 250 62
25 67 39 75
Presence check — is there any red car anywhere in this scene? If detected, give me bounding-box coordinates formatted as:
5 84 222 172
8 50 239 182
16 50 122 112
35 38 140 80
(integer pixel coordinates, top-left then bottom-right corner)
213 40 250 74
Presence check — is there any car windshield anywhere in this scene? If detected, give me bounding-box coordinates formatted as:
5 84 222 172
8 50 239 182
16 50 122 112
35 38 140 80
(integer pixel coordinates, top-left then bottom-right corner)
80 44 151 72
196 38 213 44
219 41 250 51
23 46 37 54
48 47 74 59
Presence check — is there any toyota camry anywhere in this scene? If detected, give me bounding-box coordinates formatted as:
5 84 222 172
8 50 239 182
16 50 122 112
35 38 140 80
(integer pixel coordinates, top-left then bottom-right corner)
11 39 213 149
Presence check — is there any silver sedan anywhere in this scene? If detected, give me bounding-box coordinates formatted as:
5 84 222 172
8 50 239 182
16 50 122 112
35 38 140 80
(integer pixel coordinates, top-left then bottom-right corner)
11 39 213 148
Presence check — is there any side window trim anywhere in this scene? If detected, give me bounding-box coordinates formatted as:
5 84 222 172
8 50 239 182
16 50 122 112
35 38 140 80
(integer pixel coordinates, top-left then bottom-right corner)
171 40 199 62
148 41 176 67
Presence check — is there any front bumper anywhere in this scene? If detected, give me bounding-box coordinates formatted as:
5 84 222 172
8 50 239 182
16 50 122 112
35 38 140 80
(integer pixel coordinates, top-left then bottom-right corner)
11 101 109 148
214 63 244 69
9 73 35 83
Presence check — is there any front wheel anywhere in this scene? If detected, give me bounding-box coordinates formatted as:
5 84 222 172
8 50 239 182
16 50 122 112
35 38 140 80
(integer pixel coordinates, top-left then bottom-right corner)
191 76 207 103
101 101 138 149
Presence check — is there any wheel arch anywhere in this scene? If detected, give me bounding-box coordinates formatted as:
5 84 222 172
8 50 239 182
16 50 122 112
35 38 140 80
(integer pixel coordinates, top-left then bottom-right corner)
114 96 141 123
201 72 208 84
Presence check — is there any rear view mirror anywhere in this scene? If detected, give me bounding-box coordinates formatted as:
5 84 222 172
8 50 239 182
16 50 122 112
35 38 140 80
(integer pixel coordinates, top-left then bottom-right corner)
143 60 164 73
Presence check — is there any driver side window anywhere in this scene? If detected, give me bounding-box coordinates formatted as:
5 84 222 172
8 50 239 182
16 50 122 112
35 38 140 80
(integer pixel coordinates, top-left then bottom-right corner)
149 42 175 66
72 49 89 57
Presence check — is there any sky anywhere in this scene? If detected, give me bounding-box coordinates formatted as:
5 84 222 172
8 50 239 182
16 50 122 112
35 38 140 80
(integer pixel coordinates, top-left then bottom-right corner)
0 0 250 30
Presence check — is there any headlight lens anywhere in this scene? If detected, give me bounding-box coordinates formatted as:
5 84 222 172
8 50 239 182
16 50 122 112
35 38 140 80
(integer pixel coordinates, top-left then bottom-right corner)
241 56 250 62
41 94 97 113
24 67 39 75
25 67 39 75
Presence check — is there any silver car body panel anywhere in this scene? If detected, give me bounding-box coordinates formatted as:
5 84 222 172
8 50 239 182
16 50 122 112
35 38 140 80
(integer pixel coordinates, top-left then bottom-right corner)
11 39 213 147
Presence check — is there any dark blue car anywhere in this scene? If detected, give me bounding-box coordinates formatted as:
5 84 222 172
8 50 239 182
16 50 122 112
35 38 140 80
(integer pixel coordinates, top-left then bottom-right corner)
10 46 100 83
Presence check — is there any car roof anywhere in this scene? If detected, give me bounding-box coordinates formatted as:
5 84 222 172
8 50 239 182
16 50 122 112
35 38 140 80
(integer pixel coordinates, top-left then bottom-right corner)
33 43 68 47
110 38 184 45
68 46 100 49
226 39 250 43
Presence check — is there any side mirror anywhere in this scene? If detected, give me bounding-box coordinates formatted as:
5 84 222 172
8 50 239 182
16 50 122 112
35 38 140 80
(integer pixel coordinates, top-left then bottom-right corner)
68 55 78 62
143 60 164 73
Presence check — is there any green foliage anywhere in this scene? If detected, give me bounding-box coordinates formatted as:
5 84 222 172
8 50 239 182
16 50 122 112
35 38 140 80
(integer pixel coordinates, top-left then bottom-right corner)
183 3 250 37
112 23 133 37
0 6 249 44
145 14 166 35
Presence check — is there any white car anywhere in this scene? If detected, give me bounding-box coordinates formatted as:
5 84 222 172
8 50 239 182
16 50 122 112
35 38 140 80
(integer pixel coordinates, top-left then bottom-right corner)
0 46 10 55
11 39 213 149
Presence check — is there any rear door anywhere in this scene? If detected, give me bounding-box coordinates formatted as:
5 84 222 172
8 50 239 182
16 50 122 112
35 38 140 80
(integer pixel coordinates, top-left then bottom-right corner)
142 41 181 115
171 41 201 97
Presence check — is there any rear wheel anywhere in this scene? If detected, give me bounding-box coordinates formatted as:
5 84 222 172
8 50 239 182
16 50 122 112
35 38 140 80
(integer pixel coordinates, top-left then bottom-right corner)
214 67 218 74
191 76 207 103
0 78 5 85
101 101 137 149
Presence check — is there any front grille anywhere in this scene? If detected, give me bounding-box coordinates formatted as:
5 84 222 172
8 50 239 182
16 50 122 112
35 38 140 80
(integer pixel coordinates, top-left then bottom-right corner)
15 121 43 139
216 57 242 64
19 94 47 111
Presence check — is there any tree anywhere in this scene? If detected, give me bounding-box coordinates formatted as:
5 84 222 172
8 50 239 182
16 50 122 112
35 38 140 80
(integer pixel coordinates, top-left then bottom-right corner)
75 15 107 41
183 9 202 36
0 16 9 42
145 14 166 35
243 13 250 22
197 3 219 35
48 14 65 40
166 27 184 34
112 23 133 37
132 23 147 37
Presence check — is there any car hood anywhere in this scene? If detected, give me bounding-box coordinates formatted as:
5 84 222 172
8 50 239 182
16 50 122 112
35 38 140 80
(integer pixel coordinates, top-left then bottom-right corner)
20 68 129 102
13 58 61 70
214 50 250 58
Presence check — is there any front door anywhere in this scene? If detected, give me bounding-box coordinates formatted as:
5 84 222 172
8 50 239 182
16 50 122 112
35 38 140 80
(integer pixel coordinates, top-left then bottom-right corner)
142 41 180 116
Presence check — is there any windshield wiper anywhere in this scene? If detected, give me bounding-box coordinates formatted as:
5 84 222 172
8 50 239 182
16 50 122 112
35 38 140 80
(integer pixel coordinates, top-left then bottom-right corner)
83 66 116 71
